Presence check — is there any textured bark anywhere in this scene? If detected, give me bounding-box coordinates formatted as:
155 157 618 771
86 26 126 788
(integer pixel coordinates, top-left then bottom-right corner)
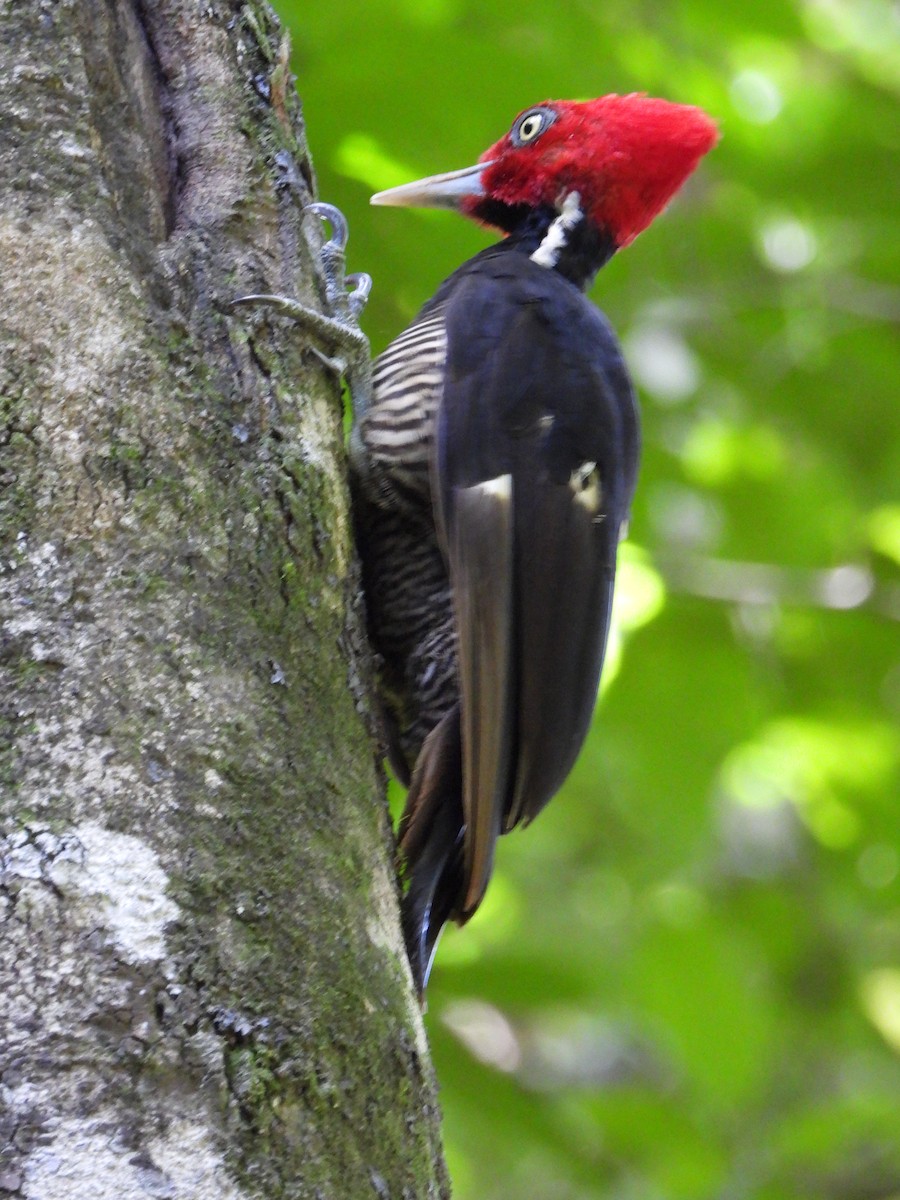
0 2 448 1197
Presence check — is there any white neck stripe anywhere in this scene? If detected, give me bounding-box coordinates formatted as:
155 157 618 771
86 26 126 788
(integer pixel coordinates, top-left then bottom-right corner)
530 191 583 269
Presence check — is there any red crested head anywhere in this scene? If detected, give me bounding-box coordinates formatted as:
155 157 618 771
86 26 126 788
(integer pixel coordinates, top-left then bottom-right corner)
468 94 719 247
371 94 718 259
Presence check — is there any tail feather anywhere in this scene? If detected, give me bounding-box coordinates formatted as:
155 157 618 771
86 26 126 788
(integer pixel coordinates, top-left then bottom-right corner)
397 707 465 996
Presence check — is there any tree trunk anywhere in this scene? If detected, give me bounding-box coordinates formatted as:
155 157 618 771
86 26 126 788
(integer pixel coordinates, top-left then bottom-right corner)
0 2 448 1197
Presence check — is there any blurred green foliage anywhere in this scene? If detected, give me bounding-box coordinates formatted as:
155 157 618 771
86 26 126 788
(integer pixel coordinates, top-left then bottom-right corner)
275 0 899 1195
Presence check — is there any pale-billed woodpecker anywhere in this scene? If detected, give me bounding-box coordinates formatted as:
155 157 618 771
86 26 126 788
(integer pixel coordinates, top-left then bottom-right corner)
350 94 717 994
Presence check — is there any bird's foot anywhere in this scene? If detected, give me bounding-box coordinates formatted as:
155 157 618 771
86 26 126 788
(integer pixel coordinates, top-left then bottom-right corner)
306 202 373 324
232 201 372 417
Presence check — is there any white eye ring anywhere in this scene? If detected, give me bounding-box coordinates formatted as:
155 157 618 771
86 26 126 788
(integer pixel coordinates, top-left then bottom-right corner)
511 107 556 147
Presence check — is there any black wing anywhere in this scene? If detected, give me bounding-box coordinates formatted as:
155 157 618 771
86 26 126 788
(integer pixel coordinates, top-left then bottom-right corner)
434 254 639 918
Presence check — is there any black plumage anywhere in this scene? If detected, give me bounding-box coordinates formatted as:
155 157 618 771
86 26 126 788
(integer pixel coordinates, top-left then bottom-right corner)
352 232 640 992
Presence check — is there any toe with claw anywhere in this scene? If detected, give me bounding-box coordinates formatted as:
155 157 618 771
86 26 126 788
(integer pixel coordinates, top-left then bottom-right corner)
232 201 372 418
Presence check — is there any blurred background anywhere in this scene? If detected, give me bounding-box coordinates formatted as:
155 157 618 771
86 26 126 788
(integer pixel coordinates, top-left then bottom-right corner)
275 1 899 1196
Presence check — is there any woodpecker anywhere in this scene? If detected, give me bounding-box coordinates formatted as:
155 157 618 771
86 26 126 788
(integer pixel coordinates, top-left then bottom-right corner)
352 95 717 993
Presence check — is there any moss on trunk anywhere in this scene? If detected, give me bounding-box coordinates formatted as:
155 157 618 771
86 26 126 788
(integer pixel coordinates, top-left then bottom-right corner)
0 2 448 1196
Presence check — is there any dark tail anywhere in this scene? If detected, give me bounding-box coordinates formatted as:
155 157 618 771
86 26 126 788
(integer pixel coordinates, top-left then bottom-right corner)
397 706 465 997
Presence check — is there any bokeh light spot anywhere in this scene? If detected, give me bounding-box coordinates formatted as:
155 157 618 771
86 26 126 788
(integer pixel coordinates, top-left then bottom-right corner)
759 218 818 272
625 325 701 404
730 69 783 123
860 969 900 1054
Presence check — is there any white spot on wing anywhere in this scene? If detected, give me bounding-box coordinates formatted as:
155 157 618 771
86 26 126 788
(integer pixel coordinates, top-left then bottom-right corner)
471 474 512 502
569 460 602 514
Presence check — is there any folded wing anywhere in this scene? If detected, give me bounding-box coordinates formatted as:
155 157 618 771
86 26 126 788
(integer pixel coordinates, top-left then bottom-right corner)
435 258 639 918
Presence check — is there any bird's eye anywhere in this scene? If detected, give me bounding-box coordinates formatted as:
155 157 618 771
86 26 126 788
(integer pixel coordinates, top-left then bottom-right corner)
518 114 544 142
511 107 556 147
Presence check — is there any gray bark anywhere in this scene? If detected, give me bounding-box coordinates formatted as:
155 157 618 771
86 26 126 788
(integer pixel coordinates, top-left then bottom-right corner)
0 2 448 1197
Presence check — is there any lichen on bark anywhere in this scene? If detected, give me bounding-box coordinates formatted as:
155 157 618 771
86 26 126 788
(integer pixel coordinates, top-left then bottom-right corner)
0 2 448 1197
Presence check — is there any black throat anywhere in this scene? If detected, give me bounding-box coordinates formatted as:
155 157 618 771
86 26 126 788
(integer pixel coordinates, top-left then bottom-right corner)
473 199 616 291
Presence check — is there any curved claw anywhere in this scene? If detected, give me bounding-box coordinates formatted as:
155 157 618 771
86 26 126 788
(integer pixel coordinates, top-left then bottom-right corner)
304 202 349 252
346 272 373 319
229 293 295 313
